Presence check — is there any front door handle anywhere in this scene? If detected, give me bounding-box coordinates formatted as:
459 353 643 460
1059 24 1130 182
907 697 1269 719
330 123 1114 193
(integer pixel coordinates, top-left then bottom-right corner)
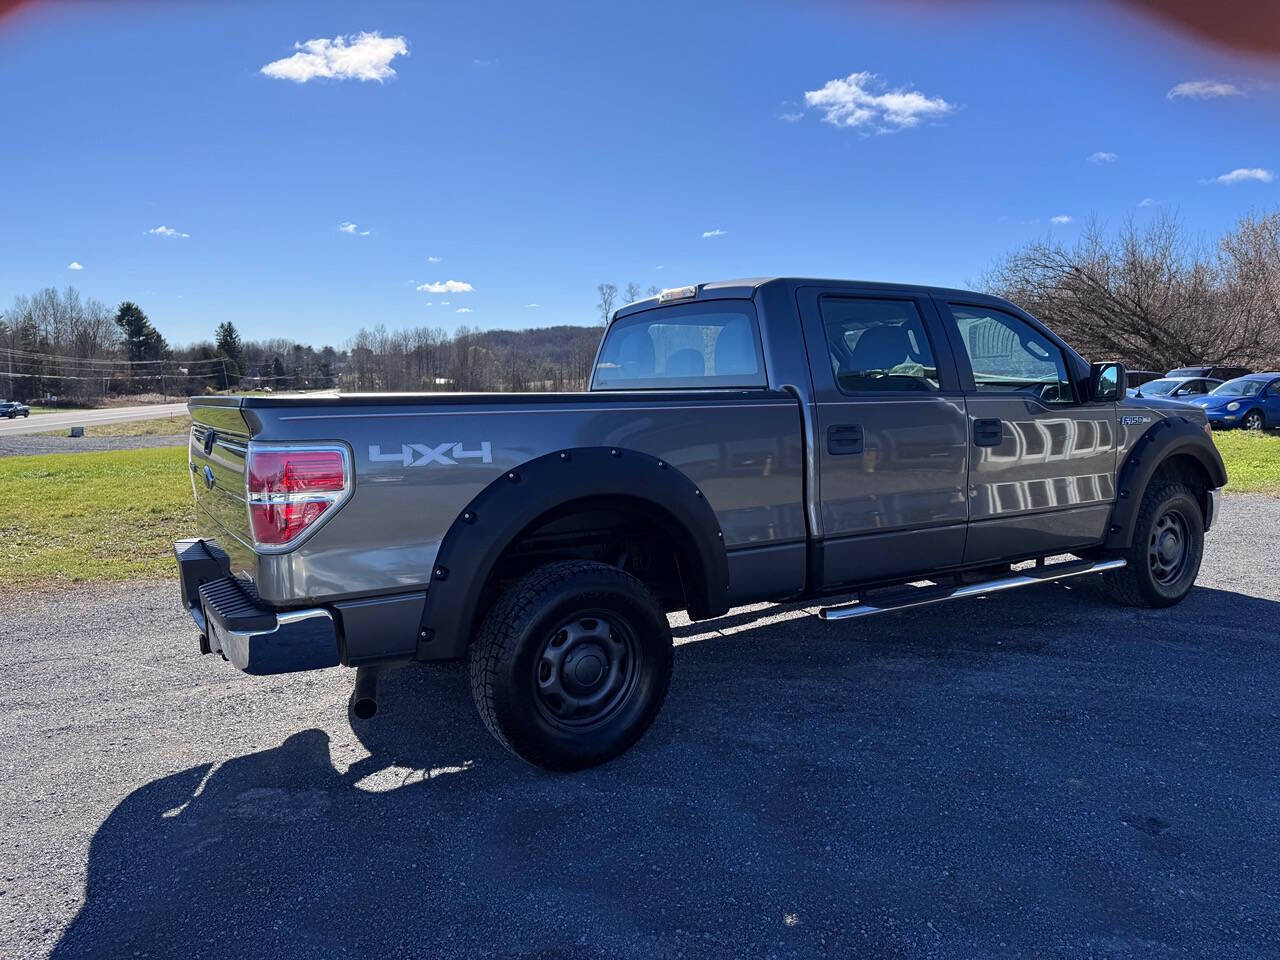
827 423 863 455
973 418 1003 447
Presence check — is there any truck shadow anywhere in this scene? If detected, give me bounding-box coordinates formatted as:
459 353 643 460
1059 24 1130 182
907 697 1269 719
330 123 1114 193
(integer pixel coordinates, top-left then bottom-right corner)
51 584 1280 959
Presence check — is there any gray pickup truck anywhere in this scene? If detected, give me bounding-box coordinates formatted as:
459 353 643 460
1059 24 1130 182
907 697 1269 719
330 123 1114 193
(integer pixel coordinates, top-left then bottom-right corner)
175 278 1226 769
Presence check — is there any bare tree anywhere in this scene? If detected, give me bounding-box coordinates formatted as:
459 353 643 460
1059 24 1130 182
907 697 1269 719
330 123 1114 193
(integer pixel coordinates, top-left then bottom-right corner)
984 211 1279 369
624 282 642 305
596 282 617 326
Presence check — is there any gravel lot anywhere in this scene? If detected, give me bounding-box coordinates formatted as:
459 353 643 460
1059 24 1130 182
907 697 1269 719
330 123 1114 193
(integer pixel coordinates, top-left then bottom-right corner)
0 435 186 457
2 496 1278 960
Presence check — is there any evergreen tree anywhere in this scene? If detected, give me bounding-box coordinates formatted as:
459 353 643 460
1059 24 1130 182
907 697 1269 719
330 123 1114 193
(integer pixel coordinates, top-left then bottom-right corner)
215 322 243 370
114 302 166 362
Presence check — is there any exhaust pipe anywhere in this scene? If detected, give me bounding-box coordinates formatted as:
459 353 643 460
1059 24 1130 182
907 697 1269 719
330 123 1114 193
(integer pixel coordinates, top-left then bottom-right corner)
349 665 382 720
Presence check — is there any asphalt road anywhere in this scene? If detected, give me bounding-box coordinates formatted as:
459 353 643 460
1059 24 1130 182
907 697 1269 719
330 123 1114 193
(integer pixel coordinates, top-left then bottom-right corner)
2 496 1278 959
0 402 188 437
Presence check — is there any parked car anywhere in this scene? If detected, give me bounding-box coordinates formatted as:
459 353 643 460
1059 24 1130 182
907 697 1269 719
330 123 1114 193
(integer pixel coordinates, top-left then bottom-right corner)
0 399 30 419
175 278 1227 770
1128 376 1222 400
1185 373 1280 430
1126 369 1163 389
1167 365 1252 382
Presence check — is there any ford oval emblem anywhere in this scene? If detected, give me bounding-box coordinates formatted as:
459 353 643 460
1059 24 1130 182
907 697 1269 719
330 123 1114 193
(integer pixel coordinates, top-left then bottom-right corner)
203 465 216 491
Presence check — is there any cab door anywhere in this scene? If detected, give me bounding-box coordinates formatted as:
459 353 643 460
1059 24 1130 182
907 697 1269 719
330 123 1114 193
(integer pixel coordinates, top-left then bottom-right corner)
934 298 1119 564
796 286 969 588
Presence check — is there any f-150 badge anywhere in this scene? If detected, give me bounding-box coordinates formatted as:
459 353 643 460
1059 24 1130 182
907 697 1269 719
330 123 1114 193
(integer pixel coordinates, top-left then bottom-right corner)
1121 415 1151 426
369 442 493 466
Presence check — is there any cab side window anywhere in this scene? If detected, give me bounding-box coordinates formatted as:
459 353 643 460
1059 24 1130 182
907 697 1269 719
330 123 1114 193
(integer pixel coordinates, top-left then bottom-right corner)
947 305 1074 404
819 298 940 394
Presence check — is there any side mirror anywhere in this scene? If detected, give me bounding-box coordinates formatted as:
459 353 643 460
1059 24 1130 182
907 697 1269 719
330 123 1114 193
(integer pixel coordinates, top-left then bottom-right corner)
1091 362 1124 402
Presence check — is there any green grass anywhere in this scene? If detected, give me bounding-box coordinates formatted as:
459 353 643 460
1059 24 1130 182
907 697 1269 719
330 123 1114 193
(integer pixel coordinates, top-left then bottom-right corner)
0 446 194 588
1212 430 1280 495
38 413 192 438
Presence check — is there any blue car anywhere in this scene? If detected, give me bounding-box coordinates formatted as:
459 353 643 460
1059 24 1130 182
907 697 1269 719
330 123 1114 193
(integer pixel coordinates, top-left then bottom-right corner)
1186 373 1280 430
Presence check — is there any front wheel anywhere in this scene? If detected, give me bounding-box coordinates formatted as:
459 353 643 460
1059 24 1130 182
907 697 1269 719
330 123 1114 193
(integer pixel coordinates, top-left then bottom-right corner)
468 560 673 770
1242 409 1264 431
1102 481 1204 608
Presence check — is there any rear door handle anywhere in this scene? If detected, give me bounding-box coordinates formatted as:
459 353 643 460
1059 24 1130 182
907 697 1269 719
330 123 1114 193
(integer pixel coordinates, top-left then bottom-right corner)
827 423 863 455
973 418 1003 447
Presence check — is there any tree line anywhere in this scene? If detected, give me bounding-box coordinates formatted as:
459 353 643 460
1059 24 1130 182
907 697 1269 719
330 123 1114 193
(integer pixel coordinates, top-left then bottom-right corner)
5 210 1277 403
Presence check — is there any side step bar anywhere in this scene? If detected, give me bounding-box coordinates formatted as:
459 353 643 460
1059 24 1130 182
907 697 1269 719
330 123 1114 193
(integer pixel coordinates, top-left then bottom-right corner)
817 558 1126 622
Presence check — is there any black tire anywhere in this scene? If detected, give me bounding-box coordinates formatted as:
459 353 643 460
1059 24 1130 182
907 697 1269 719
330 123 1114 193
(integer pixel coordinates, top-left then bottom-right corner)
468 559 673 771
1102 481 1204 608
1242 409 1264 431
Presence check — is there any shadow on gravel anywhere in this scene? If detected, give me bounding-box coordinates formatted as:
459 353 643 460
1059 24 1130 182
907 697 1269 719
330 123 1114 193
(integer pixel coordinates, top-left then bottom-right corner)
52 585 1280 959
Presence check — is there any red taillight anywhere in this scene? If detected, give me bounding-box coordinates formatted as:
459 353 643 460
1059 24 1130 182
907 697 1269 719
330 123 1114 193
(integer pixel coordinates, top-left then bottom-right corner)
246 445 350 548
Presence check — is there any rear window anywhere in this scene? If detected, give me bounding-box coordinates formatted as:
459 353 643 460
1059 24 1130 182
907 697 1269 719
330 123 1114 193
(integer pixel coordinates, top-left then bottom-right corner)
592 301 766 390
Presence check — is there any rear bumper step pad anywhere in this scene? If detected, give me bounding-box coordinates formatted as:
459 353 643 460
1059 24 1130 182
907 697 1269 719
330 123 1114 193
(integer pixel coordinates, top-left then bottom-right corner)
174 538 339 674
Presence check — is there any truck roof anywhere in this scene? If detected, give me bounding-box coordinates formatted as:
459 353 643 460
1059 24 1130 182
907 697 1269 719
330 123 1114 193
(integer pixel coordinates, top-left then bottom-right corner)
613 277 1004 320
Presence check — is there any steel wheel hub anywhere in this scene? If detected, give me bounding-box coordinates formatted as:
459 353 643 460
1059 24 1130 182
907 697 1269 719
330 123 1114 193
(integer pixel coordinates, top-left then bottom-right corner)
1149 509 1189 586
534 613 637 729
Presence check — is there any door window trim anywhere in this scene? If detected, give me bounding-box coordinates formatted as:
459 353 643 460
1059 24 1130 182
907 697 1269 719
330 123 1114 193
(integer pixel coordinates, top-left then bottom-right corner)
799 289 963 400
937 298 1082 405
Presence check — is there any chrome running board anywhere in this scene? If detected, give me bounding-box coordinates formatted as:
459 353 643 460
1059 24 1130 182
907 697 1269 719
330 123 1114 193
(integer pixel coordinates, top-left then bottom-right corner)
817 558 1126 622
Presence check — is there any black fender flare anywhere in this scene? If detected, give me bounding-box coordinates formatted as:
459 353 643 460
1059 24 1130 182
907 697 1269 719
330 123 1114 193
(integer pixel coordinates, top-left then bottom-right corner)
1104 415 1227 550
416 446 729 659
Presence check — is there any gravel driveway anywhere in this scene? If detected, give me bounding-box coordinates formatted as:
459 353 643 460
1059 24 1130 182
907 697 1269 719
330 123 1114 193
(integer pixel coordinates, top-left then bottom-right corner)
2 496 1278 959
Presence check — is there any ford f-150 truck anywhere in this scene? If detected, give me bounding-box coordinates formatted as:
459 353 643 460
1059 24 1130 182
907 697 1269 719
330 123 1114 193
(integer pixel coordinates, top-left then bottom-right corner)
175 278 1226 769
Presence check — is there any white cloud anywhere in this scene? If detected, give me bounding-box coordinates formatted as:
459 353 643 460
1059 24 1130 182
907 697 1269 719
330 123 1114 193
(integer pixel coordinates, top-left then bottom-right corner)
427 256 442 262
67 261 83 270
423 301 433 306
803 71 954 133
1050 215 1073 224
261 32 408 84
456 307 473 314
1212 168 1274 185
1167 80 1243 100
417 280 473 293
525 303 539 308
1138 197 1156 207
440 301 450 305
655 265 664 270
701 228 727 238
779 111 804 123
148 224 190 238
1088 151 1118 164
338 221 370 236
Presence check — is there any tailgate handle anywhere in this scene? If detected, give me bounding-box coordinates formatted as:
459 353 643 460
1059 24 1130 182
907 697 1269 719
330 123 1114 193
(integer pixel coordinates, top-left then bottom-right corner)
973 418 1004 447
827 423 864 455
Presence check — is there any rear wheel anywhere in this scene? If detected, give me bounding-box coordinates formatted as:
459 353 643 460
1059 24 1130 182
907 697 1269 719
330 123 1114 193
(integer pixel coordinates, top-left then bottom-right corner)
1102 481 1204 608
1242 409 1264 431
468 560 673 770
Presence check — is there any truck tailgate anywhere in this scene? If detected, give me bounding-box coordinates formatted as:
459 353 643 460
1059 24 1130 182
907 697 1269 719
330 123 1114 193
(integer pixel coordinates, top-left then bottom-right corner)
188 400 257 579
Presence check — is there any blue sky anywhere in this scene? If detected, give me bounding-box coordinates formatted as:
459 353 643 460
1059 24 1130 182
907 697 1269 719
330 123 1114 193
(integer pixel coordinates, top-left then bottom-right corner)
1 0 1277 347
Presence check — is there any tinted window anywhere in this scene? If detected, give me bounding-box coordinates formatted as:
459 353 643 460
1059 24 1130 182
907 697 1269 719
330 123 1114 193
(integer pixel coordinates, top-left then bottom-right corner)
948 305 1073 403
819 298 939 394
592 302 764 390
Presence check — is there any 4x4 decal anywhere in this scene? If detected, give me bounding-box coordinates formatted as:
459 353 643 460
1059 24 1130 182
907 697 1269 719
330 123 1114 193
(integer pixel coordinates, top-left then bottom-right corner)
369 442 493 467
